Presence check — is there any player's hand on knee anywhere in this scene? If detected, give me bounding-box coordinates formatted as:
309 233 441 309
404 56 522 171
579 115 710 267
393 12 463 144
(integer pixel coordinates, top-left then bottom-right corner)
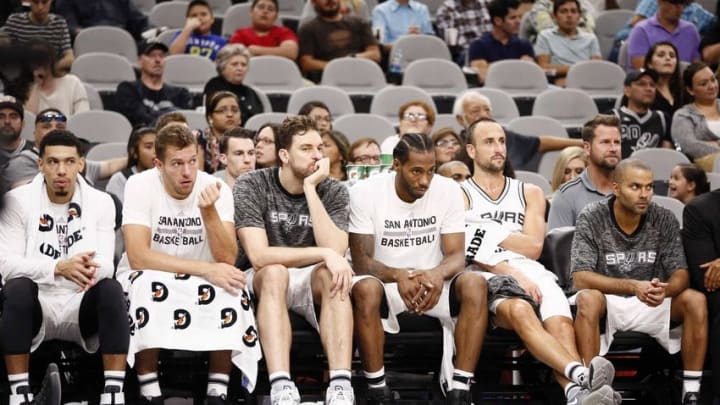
205 262 246 295
324 252 354 299
514 272 542 305
198 182 222 208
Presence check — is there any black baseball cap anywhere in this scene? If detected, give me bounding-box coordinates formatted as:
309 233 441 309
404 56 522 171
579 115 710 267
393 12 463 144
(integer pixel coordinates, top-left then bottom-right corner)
624 69 659 86
138 40 169 56
0 96 24 117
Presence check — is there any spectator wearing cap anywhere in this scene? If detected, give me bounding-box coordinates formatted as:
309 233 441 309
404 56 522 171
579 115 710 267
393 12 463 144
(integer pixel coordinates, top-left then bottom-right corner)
627 0 701 70
1 0 74 73
169 0 228 61
612 69 674 159
4 108 128 188
54 0 153 41
0 96 32 169
116 41 193 128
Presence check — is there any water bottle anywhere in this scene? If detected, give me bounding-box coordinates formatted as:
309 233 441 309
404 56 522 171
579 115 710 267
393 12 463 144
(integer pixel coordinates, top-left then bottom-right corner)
389 48 403 74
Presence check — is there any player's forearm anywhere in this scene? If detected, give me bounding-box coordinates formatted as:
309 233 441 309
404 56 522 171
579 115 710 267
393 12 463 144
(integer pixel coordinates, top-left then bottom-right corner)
572 270 637 295
429 250 465 280
351 254 407 283
665 269 690 298
247 246 333 270
200 208 237 265
499 233 543 260
126 246 212 276
304 184 348 255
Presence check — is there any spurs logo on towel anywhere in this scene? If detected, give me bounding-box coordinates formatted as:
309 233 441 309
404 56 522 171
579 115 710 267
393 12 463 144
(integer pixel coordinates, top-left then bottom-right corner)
173 309 191 329
136 307 149 329
243 326 258 347
128 271 144 284
38 214 54 232
175 273 190 280
67 202 81 222
198 284 215 305
240 290 251 311
151 281 168 301
128 314 136 335
220 307 237 328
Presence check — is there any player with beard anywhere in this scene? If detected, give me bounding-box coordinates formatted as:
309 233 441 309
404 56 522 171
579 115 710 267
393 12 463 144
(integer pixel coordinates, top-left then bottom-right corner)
0 96 33 170
571 159 708 405
297 0 380 80
233 116 355 405
461 119 620 405
548 115 621 230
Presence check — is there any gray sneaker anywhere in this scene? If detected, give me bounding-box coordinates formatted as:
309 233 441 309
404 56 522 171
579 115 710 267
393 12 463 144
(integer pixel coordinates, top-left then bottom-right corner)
33 363 61 405
270 384 301 405
325 385 354 405
567 385 618 405
585 357 615 392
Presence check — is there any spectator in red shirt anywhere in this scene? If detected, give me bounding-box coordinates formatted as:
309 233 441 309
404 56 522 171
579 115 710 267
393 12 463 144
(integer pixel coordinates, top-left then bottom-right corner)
228 0 299 60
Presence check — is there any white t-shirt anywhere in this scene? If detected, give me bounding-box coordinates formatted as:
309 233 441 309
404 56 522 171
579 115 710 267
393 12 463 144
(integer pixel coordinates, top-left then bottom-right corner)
117 168 234 275
349 172 465 270
37 73 90 116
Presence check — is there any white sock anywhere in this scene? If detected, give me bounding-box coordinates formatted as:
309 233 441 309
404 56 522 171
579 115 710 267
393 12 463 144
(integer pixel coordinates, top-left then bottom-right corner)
104 370 125 392
138 372 161 398
564 362 587 386
8 373 29 395
329 369 352 390
207 373 229 397
682 370 702 397
363 368 386 389
450 369 473 391
269 371 293 392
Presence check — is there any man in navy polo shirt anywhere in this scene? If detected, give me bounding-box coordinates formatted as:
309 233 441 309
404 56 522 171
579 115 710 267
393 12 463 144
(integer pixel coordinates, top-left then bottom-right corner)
468 0 534 84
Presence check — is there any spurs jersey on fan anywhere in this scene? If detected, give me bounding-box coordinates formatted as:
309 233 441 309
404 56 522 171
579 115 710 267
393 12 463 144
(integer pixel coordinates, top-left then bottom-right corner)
461 176 526 253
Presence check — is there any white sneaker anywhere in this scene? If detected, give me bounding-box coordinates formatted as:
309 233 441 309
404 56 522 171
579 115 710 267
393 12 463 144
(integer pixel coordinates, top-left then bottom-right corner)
100 387 124 405
325 386 354 405
270 384 301 405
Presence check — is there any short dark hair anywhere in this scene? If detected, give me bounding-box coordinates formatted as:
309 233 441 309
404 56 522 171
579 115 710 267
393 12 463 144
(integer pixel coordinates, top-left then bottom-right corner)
676 163 710 195
187 0 212 16
613 158 652 183
256 122 281 142
298 101 330 117
489 0 521 22
155 111 188 133
553 0 580 14
277 115 318 153
221 127 255 154
251 0 279 8
127 127 156 168
393 133 434 164
155 123 197 161
205 91 240 122
39 130 84 157
581 114 620 143
682 61 711 103
466 117 499 145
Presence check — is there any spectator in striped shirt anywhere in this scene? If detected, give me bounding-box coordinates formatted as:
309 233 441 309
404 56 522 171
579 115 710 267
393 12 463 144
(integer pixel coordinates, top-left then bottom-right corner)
1 0 74 73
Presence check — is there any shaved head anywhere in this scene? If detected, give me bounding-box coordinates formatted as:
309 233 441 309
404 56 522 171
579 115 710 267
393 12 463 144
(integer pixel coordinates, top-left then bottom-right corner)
613 158 653 184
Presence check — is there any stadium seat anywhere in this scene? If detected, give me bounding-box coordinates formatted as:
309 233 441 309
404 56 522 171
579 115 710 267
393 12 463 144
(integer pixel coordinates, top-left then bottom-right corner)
321 57 388 96
86 142 128 161
537 150 561 184
148 2 188 29
222 4 251 38
433 114 463 134
286 86 355 117
68 111 133 144
402 59 467 97
531 88 599 130
618 41 629 71
707 172 720 190
164 55 217 93
155 28 182 46
594 10 634 60
207 0 232 16
630 148 690 181
515 170 552 195
616 0 637 9
471 88 520 124
278 0 305 21
538 226 576 292
133 0 156 14
506 116 568 138
333 114 396 144
249 85 274 113
715 154 720 172
244 112 288 131
21 111 36 142
369 86 436 125
566 60 625 111
177 110 208 130
83 83 104 110
244 56 305 96
74 26 138 64
71 53 136 93
388 35 452 72
652 196 685 227
484 60 549 98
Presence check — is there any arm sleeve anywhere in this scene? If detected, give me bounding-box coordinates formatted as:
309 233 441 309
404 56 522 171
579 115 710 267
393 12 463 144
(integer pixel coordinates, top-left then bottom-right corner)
233 174 267 229
442 182 466 234
348 182 375 234
229 29 247 45
419 6 435 35
104 172 126 203
570 210 599 273
71 76 90 114
468 39 486 62
93 192 117 281
533 30 551 57
215 180 235 224
358 19 378 49
56 16 73 53
175 87 193 110
320 181 350 232
682 198 718 290
277 26 299 42
121 175 152 228
635 0 656 18
0 191 58 284
371 6 387 41
655 209 687 280
589 35 601 57
671 108 720 159
547 191 576 230
626 23 650 60
297 23 316 57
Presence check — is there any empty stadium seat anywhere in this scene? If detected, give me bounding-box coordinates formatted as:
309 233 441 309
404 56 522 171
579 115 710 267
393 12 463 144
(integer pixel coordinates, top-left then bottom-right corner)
222 4 251 37
286 86 355 117
333 114 397 144
506 116 568 138
515 170 552 195
148 2 188 29
133 0 156 14
388 35 452 72
652 196 685 227
21 111 36 142
402 59 467 97
244 56 305 96
630 148 691 181
433 114 464 134
707 172 720 190
531 88 599 130
155 28 182 46
86 142 128 161
369 86 436 125
68 111 133 144
74 26 138 64
244 112 288 131
71 53 136 93
472 88 520 124
83 83 104 110
484 60 549 98
177 110 208 130
594 10 633 60
207 0 232 16
164 54 217 93
321 57 388 96
566 60 625 110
